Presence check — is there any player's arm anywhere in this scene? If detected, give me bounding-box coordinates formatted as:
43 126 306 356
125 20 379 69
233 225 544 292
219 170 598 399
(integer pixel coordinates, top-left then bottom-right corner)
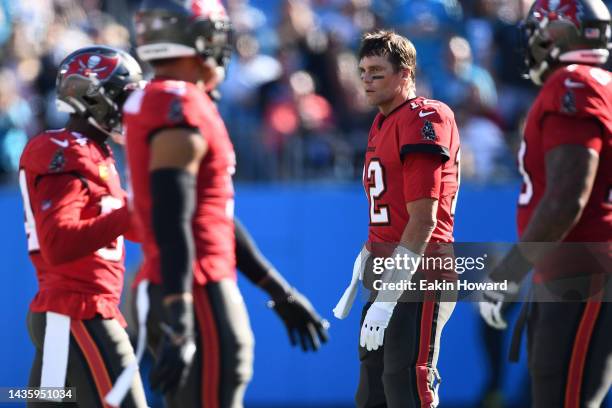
235 217 329 351
400 199 438 254
519 139 600 253
148 127 206 393
149 127 206 299
400 153 443 253
490 115 602 284
480 115 602 330
34 173 130 265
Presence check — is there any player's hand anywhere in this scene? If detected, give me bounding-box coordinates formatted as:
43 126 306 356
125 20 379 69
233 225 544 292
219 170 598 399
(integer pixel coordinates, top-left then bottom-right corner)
269 289 330 352
360 301 396 351
150 298 197 394
478 278 519 330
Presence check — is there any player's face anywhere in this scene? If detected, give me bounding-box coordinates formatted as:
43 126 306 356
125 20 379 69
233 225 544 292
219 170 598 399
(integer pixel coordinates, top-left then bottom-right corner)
359 55 405 109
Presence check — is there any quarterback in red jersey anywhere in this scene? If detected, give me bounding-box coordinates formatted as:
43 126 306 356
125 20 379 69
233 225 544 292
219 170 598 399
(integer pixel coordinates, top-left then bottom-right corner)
479 1 612 406
19 46 147 407
334 31 460 408
124 1 328 406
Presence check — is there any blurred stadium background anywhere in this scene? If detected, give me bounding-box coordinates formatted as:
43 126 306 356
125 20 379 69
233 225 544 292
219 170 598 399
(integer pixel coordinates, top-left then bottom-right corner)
0 0 610 407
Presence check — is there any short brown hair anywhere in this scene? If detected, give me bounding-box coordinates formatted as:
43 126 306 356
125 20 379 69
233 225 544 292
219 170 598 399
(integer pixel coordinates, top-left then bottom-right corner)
358 30 417 82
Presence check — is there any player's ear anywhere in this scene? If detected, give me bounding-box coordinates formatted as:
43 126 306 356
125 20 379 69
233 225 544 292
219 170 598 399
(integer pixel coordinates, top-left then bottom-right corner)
401 68 410 80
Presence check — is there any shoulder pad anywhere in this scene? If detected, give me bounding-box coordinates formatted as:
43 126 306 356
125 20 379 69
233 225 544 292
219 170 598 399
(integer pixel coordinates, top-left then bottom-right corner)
19 131 98 178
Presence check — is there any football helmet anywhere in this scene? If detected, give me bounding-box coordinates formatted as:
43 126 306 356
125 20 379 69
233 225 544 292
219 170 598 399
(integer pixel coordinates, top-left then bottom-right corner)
135 0 232 70
56 46 143 133
523 0 611 85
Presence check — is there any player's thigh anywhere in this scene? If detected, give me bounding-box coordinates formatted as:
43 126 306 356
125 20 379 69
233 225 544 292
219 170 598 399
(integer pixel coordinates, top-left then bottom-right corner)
81 317 147 408
356 302 387 408
528 302 583 408
573 301 612 407
27 311 77 407
165 281 255 408
206 279 254 381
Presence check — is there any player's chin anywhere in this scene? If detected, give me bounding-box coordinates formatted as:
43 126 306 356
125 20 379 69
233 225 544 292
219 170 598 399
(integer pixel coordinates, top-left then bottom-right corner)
364 93 379 106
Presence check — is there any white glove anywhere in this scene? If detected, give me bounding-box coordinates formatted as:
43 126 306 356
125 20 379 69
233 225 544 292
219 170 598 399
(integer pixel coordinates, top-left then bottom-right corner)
478 278 519 330
359 245 421 350
333 245 370 319
478 297 507 329
360 301 395 351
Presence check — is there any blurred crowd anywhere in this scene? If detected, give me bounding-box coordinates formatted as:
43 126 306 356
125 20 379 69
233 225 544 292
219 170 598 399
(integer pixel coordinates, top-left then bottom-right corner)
1 0 611 183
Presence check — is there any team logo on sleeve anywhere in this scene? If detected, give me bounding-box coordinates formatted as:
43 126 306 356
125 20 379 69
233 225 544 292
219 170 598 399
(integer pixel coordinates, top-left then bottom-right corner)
421 121 437 141
561 90 577 114
168 98 185 123
48 149 66 172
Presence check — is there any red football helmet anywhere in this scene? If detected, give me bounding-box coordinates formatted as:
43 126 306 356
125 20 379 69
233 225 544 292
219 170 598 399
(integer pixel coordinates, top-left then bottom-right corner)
56 46 143 132
135 0 232 71
523 0 611 85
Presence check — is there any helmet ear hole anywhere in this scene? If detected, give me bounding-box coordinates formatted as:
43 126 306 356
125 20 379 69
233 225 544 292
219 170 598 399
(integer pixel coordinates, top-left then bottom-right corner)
82 95 98 106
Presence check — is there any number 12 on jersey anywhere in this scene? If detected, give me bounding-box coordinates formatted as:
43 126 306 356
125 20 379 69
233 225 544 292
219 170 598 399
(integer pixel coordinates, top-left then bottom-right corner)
366 159 389 224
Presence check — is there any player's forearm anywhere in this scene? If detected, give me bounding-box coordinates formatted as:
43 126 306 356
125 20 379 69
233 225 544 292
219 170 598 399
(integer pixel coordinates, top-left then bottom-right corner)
519 145 599 263
39 206 130 265
518 194 585 263
151 169 196 297
235 217 273 284
400 214 436 254
234 218 292 299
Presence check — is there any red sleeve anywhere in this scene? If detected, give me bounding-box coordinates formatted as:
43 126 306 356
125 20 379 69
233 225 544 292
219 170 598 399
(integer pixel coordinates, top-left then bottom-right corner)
399 110 453 163
145 88 205 141
541 114 603 154
402 153 443 203
34 174 130 265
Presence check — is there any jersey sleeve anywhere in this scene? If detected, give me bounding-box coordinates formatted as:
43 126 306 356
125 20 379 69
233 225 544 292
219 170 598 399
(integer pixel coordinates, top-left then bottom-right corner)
34 173 130 265
541 114 603 154
399 107 453 163
544 68 612 136
402 152 443 202
143 87 205 142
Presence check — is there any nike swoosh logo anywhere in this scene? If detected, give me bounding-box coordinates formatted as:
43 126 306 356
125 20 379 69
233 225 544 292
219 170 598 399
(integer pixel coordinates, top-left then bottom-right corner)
50 137 69 148
419 110 435 118
564 78 585 88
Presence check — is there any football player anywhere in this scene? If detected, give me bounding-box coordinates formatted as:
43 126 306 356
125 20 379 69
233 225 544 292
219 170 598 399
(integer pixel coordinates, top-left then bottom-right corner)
123 1 328 407
19 46 147 407
334 30 460 407
479 0 612 406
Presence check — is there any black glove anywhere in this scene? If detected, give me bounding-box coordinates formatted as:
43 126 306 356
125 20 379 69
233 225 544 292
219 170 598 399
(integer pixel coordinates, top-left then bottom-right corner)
269 288 330 352
150 299 197 394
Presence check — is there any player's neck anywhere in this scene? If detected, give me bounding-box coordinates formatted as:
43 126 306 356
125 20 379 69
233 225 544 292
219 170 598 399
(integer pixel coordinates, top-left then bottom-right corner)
378 88 416 116
66 116 108 146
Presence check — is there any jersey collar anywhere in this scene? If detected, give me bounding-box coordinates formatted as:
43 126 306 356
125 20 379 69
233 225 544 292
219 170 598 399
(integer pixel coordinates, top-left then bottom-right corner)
377 96 419 129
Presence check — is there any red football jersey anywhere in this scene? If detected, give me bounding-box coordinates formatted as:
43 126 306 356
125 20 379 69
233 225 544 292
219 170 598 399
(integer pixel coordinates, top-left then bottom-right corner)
518 64 612 242
19 130 129 325
123 78 236 286
363 96 460 245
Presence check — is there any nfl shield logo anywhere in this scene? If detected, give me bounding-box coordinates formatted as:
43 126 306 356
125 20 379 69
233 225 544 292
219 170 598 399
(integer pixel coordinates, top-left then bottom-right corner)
421 121 436 141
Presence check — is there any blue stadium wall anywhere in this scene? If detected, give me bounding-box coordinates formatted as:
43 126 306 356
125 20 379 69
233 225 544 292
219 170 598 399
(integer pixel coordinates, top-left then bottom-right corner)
3 182 606 407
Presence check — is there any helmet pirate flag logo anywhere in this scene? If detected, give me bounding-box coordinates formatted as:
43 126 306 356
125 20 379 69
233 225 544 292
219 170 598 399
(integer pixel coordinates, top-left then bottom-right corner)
62 53 120 81
534 0 583 27
191 0 228 19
